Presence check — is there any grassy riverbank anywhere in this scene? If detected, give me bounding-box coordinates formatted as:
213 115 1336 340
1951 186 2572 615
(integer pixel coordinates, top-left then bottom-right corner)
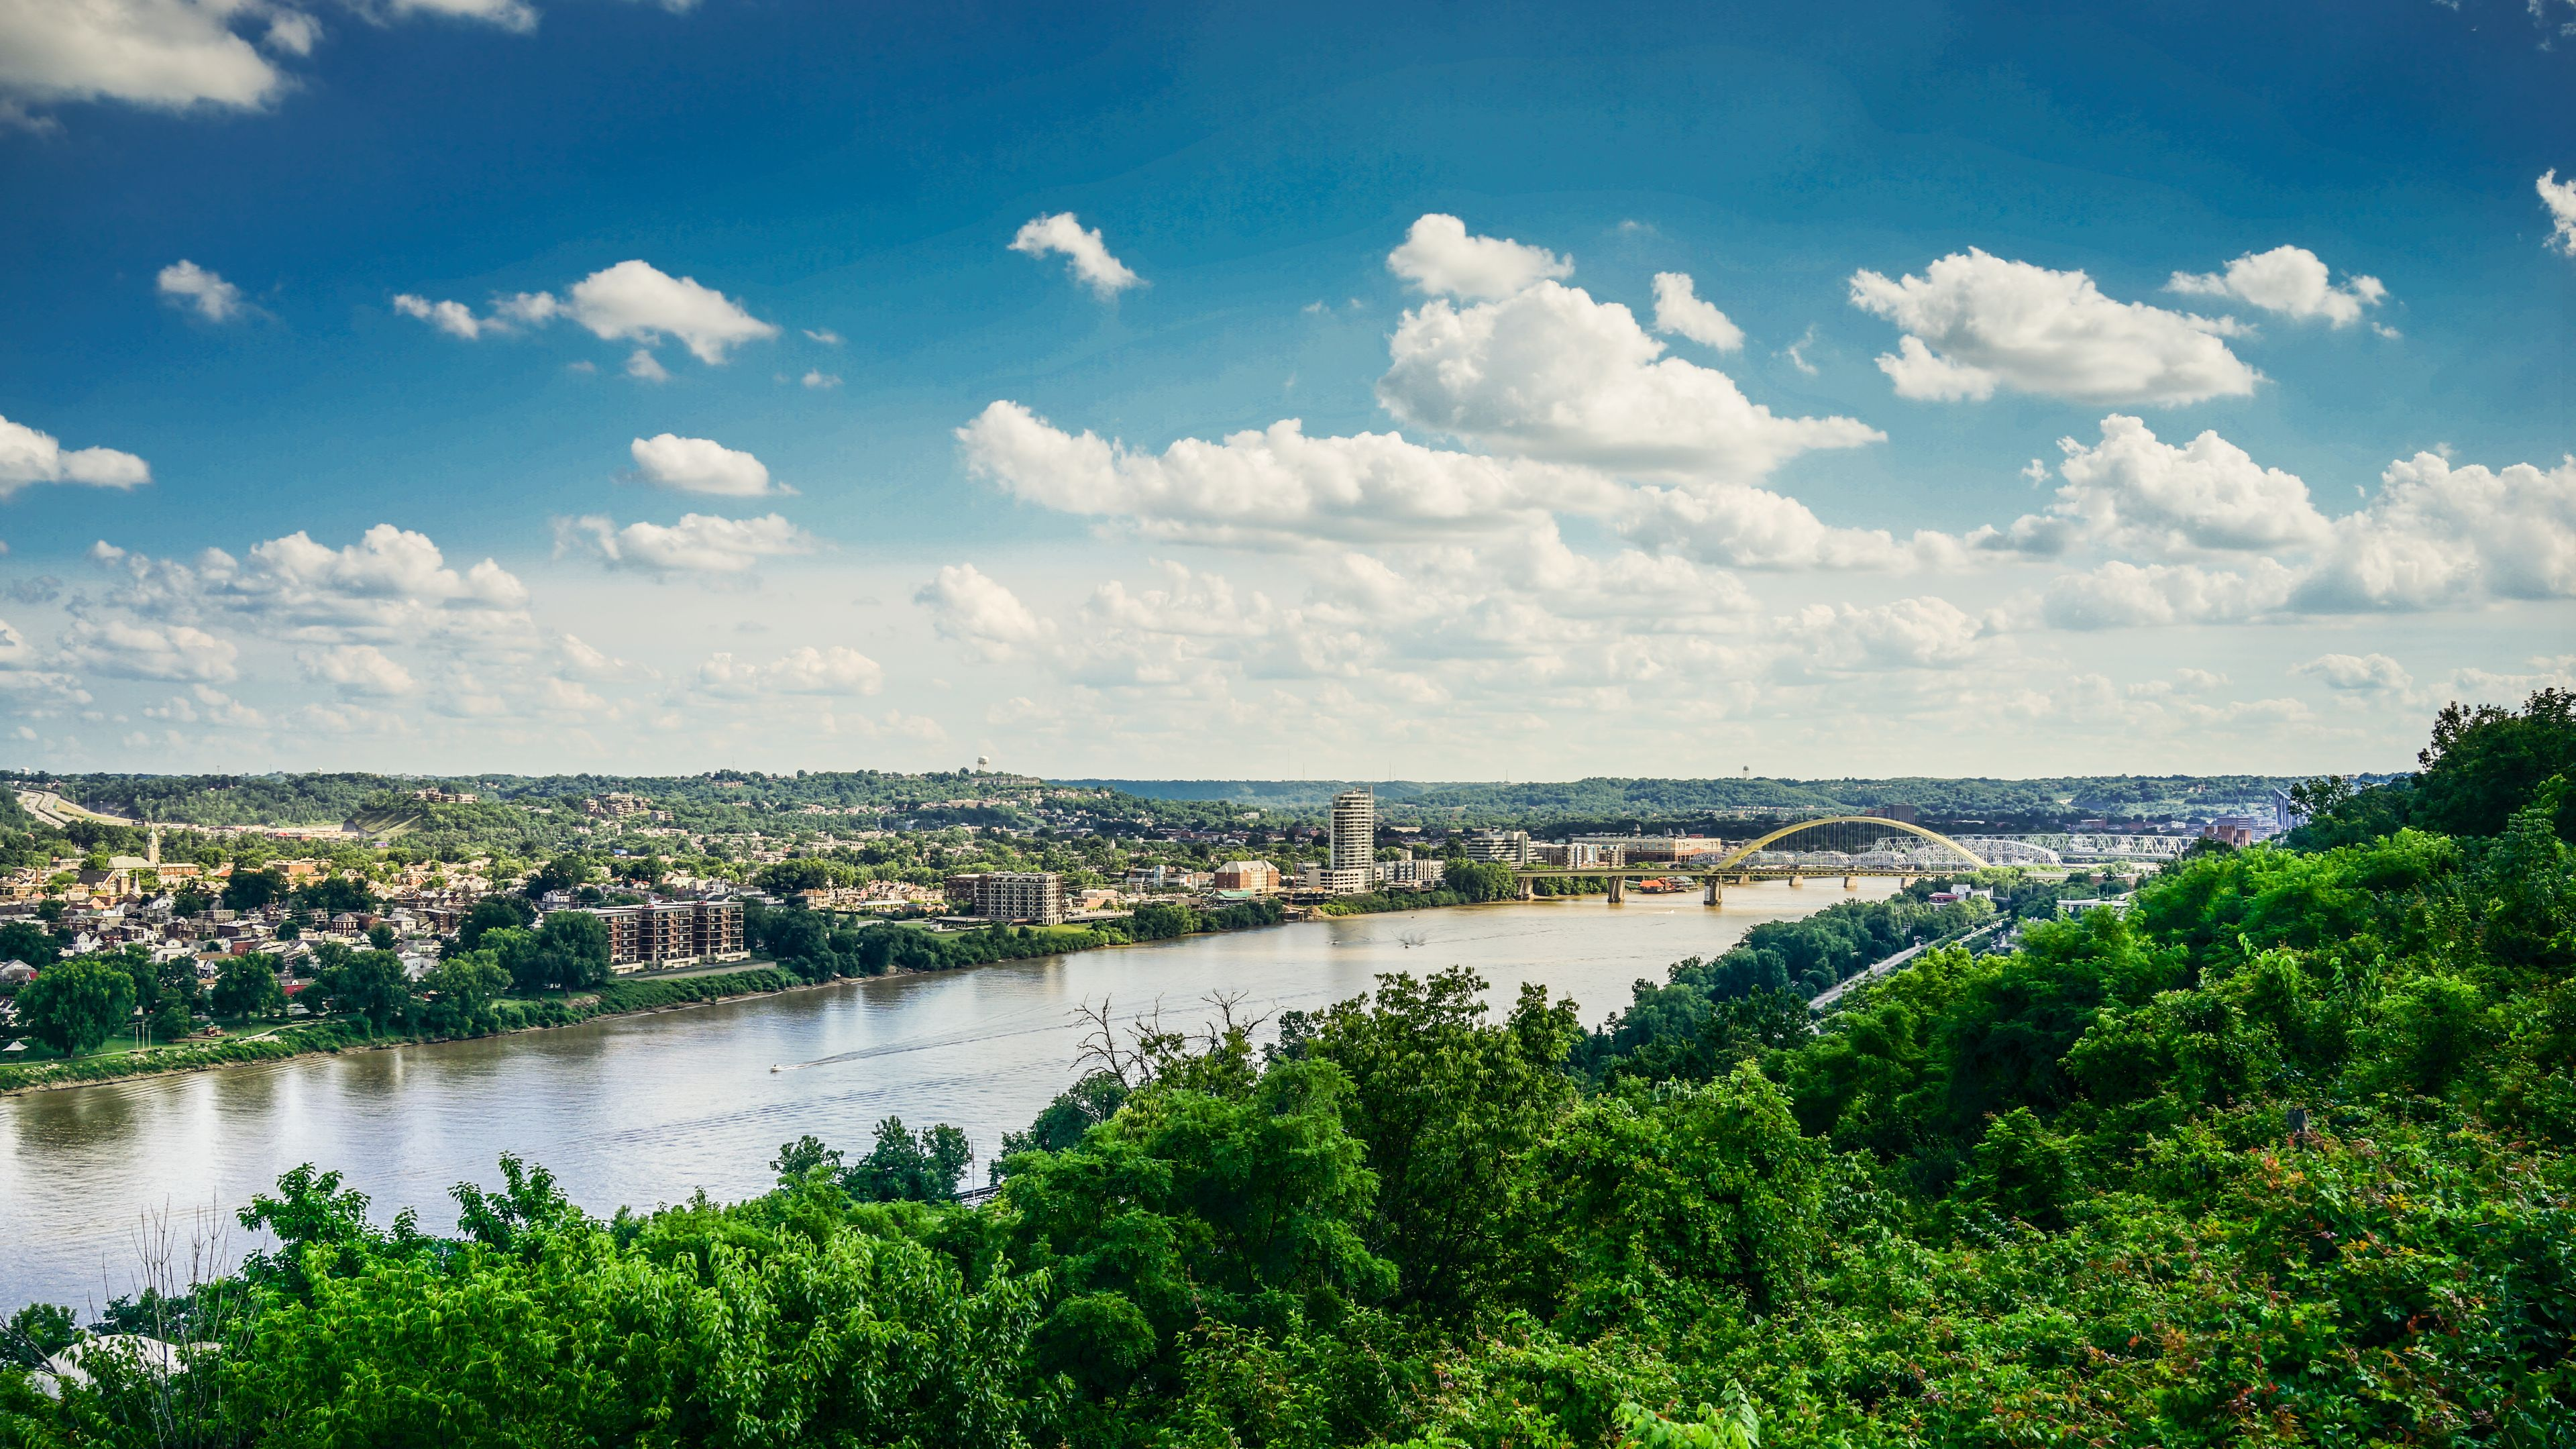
0 967 805 1096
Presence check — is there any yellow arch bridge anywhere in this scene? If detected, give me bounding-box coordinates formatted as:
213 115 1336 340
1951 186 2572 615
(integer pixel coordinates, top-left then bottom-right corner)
1507 816 1990 904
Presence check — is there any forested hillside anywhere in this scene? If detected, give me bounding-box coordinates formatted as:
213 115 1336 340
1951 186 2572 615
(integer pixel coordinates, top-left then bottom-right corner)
1073 773 2312 825
4 694 2570 1448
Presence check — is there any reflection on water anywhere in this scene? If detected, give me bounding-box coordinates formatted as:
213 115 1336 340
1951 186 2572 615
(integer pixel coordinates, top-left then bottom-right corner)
0 884 1890 1312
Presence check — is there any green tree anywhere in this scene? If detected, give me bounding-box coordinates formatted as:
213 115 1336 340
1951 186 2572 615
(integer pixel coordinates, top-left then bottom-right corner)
13 956 137 1055
297 876 378 916
523 853 596 899
1305 967 1582 1318
840 1117 976 1202
212 954 287 1018
325 949 411 1032
366 922 397 951
534 910 611 989
457 894 535 950
0 918 60 965
2414 688 2576 839
418 952 510 1035
221 867 287 911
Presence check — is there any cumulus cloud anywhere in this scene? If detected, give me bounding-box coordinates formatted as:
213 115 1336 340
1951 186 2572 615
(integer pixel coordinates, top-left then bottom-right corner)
1784 596 1986 672
1849 249 2259 405
800 370 840 389
2540 170 2576 257
2292 652 2412 692
392 292 485 339
1378 277 1880 480
2037 559 2297 629
562 261 775 362
695 644 883 698
1978 415 2328 558
157 260 247 321
59 618 239 680
1622 483 1959 570
916 563 1059 661
142 684 263 727
559 512 814 575
423 262 775 364
0 0 285 117
628 434 782 498
2296 452 2576 611
91 523 532 645
1385 213 1572 301
2167 245 2388 328
297 643 416 696
624 348 671 382
0 415 151 500
1008 213 1144 298
1649 272 1746 351
957 400 1613 545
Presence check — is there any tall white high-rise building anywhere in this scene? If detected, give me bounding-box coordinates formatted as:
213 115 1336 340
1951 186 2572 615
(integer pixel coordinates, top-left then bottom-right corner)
1330 787 1376 873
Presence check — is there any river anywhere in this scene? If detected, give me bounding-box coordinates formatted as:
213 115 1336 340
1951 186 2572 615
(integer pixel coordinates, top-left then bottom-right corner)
0 883 1892 1314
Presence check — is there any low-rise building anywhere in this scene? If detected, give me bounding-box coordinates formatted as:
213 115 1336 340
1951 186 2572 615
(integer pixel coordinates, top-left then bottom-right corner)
576 899 749 972
1212 859 1281 894
1460 829 1532 864
1375 856 1445 889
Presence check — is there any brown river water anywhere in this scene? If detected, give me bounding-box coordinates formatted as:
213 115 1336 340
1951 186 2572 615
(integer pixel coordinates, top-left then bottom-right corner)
1 883 1894 1313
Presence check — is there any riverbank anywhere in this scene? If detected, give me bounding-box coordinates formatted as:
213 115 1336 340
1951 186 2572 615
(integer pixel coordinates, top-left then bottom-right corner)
0 966 808 1097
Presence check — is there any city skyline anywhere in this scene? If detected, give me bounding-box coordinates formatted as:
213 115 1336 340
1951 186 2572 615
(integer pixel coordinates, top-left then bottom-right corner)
2 0 2573 780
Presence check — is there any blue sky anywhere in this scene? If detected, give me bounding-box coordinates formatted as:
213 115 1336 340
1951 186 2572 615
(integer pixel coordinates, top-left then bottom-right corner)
1 0 2572 778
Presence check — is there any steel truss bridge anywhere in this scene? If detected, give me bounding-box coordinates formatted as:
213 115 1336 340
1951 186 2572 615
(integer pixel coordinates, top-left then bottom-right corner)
1509 816 1994 904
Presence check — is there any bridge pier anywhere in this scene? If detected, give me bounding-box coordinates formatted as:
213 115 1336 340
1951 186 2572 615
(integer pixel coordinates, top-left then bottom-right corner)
1607 875 1623 904
1788 873 1803 888
1843 875 1856 890
1703 877 1722 907
1518 877 1534 902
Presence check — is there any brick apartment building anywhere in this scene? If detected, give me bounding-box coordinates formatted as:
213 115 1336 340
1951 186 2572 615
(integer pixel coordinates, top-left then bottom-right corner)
577 899 749 972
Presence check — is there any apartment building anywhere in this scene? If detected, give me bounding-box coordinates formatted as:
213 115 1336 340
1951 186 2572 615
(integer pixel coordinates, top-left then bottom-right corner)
952 871 1066 925
580 899 749 973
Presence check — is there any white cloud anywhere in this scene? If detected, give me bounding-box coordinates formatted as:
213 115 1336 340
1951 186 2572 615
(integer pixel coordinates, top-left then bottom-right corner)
2540 170 2576 257
1378 278 1881 480
158 260 246 321
1650 271 1745 351
1979 415 2328 558
1849 249 2259 405
382 0 533 32
800 370 840 389
624 349 671 382
957 400 1612 545
560 512 815 575
804 327 841 345
696 644 883 698
1622 483 1958 570
629 434 782 498
1385 214 1571 301
2037 559 2296 629
1785 596 1986 672
60 618 239 681
0 0 284 115
297 643 415 696
2291 652 2411 692
0 415 151 500
1008 213 1144 298
93 523 532 645
916 564 1059 661
2296 451 2576 611
2167 246 2387 328
142 684 263 727
472 261 773 364
392 292 485 339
